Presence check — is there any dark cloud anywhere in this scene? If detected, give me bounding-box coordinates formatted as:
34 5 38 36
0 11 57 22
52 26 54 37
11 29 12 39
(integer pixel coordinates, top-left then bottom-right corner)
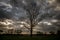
0 1 27 20
0 0 60 34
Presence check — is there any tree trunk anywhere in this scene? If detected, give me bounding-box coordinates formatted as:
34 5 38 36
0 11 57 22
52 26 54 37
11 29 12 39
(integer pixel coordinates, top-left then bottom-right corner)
30 16 33 37
30 24 33 36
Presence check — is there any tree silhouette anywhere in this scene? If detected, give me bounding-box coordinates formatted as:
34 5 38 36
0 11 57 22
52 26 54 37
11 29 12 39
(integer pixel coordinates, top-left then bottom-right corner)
23 0 40 36
10 0 60 36
11 0 40 36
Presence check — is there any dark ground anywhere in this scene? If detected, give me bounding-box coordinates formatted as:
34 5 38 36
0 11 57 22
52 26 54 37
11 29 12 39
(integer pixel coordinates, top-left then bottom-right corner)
0 34 59 40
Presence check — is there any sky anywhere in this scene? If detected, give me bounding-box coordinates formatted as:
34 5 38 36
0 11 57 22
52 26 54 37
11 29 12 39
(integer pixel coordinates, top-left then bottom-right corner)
0 0 60 34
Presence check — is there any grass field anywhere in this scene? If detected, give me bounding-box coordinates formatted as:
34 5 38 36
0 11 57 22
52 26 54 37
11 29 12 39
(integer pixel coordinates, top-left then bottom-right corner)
0 34 59 40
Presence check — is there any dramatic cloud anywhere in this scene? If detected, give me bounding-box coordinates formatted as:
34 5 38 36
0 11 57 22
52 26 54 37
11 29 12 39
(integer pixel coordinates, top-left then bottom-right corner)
0 0 60 34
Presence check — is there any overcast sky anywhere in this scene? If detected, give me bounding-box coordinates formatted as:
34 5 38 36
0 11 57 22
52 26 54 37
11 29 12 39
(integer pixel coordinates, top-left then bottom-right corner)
0 0 60 34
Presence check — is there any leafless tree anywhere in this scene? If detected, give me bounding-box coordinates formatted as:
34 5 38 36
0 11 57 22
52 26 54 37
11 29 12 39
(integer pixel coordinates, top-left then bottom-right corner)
10 0 57 36
23 0 40 36
10 0 41 36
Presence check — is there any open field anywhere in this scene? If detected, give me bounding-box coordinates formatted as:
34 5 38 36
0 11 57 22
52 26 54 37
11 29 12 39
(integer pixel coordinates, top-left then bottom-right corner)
0 34 59 40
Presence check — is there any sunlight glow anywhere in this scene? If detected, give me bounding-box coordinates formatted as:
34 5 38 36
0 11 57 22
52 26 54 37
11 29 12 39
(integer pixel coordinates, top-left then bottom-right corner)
47 22 52 25
0 22 6 25
48 0 55 4
20 21 30 27
51 19 58 22
20 21 25 24
43 22 52 25
4 26 13 29
38 21 52 25
4 19 14 25
20 25 24 27
38 22 42 24
0 19 14 25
